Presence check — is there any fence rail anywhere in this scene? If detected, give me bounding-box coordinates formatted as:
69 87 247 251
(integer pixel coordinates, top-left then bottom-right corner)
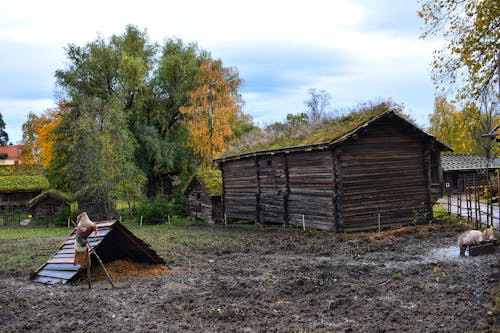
440 173 499 229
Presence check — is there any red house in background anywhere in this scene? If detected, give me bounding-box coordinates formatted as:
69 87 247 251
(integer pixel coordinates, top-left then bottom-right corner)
0 145 23 165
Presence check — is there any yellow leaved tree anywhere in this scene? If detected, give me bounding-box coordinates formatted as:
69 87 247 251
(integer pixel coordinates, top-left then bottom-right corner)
180 59 243 165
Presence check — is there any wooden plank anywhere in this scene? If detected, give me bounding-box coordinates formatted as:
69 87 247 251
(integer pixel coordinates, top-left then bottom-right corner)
32 275 68 284
53 253 75 258
36 268 79 280
43 263 80 271
47 257 76 264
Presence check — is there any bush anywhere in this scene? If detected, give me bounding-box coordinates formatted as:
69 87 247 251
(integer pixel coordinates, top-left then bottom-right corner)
52 206 78 227
136 195 170 225
169 190 187 216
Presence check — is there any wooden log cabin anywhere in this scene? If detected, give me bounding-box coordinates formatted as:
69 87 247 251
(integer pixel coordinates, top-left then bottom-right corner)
184 169 223 223
215 107 452 231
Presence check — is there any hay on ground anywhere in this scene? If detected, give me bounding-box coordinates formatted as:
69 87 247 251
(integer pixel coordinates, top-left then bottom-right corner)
91 260 170 281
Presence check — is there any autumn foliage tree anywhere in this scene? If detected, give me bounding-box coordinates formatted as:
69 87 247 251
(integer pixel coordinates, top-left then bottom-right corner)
428 96 474 153
180 59 244 165
21 102 66 166
418 0 499 101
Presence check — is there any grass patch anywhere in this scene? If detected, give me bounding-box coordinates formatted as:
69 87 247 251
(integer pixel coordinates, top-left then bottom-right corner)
0 227 71 240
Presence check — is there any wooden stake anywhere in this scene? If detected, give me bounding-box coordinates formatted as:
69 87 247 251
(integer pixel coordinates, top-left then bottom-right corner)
88 244 114 288
86 251 92 289
378 213 381 233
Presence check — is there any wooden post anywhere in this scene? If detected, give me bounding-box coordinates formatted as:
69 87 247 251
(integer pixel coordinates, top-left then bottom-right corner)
283 154 290 226
473 175 478 227
255 157 261 224
302 214 305 231
88 245 114 288
457 178 462 218
332 149 343 232
86 256 91 289
422 143 433 220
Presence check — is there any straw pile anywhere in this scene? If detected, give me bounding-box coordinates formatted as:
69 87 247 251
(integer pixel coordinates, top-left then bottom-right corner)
92 260 170 281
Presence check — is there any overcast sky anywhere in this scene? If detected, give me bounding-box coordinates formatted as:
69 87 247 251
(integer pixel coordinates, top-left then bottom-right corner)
0 0 442 143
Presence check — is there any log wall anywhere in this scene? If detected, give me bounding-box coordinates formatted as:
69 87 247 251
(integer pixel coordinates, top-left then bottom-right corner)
339 119 430 229
222 158 258 221
287 150 335 230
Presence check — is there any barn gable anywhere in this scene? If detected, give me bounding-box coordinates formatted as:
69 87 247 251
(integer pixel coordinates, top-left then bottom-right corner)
215 109 451 231
31 221 165 284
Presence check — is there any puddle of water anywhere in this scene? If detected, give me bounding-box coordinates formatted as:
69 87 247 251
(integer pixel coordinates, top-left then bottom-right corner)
427 245 461 261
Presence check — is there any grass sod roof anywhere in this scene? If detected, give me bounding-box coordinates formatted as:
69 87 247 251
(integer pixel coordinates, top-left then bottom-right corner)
184 169 223 196
0 164 46 176
216 104 452 162
28 189 72 207
0 175 50 192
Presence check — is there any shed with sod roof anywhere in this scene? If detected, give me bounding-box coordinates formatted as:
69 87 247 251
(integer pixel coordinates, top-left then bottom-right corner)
215 105 452 231
184 169 223 223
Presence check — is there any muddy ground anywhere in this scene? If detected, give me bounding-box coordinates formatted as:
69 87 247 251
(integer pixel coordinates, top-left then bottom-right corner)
1 223 499 333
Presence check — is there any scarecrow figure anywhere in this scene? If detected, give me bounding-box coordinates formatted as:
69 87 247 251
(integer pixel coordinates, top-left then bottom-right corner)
73 212 98 269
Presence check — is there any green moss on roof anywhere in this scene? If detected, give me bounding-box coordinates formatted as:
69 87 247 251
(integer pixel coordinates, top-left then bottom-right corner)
0 164 46 176
0 175 50 192
197 169 222 195
29 189 72 206
225 102 397 156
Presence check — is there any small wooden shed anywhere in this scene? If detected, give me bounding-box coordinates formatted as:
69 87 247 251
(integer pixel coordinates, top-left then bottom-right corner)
28 190 71 224
185 169 222 223
215 107 452 231
441 154 498 191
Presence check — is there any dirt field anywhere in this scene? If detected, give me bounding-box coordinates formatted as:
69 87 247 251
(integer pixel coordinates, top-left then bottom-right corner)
1 223 499 332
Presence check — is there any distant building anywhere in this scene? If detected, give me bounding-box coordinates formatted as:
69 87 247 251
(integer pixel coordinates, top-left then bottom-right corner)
0 145 23 165
441 154 499 191
184 170 223 223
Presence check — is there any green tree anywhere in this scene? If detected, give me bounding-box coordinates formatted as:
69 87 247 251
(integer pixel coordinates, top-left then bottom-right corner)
418 0 499 101
0 112 9 145
54 26 205 197
63 97 145 219
132 38 204 195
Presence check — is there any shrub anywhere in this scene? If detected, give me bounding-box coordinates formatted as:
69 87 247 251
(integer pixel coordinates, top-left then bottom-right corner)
169 190 187 216
52 206 78 227
136 195 170 225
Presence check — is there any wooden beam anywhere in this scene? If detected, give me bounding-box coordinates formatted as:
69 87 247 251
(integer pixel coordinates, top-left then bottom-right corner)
283 153 290 225
332 149 344 232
